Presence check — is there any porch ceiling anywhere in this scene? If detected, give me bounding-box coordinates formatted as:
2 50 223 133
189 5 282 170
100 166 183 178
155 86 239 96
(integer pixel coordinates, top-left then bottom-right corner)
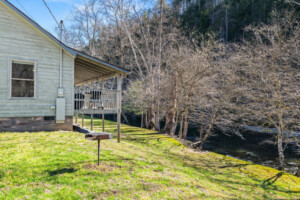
74 55 127 86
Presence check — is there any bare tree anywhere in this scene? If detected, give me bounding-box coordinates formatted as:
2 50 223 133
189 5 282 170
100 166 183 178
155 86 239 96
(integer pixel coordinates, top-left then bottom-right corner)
190 57 240 150
119 1 179 130
163 71 177 135
231 10 300 170
101 0 132 67
124 79 148 127
165 35 225 139
70 0 104 56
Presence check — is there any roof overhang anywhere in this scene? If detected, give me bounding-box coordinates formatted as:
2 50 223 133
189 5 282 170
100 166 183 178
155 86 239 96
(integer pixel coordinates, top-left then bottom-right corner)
75 55 127 86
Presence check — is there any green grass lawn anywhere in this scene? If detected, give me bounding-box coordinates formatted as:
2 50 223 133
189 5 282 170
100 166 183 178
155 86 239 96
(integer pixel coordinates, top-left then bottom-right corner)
0 118 300 199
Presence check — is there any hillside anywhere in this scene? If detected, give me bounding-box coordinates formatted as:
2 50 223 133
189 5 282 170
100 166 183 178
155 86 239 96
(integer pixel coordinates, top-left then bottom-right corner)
0 118 299 199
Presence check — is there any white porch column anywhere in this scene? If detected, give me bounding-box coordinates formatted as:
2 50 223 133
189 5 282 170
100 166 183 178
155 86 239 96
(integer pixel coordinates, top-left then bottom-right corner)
102 80 105 132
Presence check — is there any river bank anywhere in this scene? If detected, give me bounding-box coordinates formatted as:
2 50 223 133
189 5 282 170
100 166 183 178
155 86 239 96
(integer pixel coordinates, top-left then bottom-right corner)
116 113 300 175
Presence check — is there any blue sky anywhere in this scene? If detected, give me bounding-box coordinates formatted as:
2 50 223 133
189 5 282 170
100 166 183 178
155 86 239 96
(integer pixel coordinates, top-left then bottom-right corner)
8 0 83 35
7 0 165 37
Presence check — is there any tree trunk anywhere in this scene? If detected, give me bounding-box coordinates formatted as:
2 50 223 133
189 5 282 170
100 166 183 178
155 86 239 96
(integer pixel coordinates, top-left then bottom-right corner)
155 109 160 131
193 111 216 151
163 72 177 136
251 0 254 18
263 0 266 22
145 110 148 128
276 111 285 171
225 7 228 43
141 111 144 128
182 107 189 139
179 114 184 138
154 0 164 132
296 164 300 177
277 129 284 170
212 0 215 27
198 117 215 150
119 0 124 68
147 105 156 130
175 111 179 133
164 110 176 135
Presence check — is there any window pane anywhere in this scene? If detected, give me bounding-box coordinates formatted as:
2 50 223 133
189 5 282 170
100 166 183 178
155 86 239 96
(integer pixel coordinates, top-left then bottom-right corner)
12 63 34 79
11 80 34 97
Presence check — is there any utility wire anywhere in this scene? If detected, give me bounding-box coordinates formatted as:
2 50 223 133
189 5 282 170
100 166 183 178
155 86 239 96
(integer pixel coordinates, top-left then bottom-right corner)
42 0 60 27
42 0 64 40
15 0 34 20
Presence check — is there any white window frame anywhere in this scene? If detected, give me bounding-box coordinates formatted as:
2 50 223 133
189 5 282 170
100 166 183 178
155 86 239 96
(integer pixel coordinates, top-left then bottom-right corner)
9 60 36 100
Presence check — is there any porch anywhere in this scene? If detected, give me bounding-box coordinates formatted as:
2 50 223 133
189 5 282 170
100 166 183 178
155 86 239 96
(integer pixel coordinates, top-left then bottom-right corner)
73 53 127 142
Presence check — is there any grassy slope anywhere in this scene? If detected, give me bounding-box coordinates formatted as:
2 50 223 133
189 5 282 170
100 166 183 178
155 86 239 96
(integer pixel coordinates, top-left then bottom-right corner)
0 118 299 200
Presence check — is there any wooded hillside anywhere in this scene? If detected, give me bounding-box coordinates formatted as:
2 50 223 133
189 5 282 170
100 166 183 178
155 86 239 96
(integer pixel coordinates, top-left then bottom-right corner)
62 0 300 175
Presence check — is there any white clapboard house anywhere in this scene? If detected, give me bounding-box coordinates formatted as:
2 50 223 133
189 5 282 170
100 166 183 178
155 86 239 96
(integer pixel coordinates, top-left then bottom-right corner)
0 0 128 134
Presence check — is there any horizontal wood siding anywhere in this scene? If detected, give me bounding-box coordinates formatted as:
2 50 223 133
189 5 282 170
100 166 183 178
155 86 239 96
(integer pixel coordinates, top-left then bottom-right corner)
0 2 74 118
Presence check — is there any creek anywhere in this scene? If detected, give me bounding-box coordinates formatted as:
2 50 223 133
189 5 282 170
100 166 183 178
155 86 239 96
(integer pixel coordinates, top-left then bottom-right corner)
186 126 300 175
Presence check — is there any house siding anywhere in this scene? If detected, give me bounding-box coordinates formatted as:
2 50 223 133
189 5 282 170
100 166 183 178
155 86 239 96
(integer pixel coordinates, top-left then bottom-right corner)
0 2 74 119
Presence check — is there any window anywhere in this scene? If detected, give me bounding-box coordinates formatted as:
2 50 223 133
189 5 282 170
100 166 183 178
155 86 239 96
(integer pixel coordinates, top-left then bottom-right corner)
11 61 35 98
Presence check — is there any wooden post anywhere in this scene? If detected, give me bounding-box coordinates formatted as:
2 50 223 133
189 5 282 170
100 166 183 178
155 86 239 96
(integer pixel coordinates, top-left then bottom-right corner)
91 114 93 131
82 114 84 127
102 114 105 132
102 80 105 132
75 113 78 124
117 75 122 143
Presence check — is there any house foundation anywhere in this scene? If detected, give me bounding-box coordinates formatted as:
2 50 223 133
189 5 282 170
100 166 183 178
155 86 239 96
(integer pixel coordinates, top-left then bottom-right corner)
0 116 73 132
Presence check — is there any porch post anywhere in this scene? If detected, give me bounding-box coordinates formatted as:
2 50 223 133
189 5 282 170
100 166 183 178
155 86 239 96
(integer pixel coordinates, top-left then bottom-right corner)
102 80 105 132
82 114 84 127
117 75 123 143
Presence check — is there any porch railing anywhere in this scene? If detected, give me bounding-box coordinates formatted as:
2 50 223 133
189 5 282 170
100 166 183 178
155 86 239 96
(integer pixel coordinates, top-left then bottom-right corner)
74 87 118 114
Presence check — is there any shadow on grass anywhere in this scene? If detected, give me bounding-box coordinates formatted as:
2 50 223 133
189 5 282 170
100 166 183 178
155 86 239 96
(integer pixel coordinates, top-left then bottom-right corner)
218 163 251 169
209 176 300 194
0 171 4 180
143 148 299 194
49 167 77 176
262 172 284 188
128 133 162 136
124 135 183 151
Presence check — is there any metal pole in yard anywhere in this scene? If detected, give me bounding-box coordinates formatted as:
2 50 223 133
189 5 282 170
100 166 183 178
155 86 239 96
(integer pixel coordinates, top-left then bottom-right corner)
91 114 93 131
97 139 100 166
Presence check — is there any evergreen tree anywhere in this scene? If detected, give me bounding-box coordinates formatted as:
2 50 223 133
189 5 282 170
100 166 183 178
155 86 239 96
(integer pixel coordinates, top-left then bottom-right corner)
172 0 295 41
